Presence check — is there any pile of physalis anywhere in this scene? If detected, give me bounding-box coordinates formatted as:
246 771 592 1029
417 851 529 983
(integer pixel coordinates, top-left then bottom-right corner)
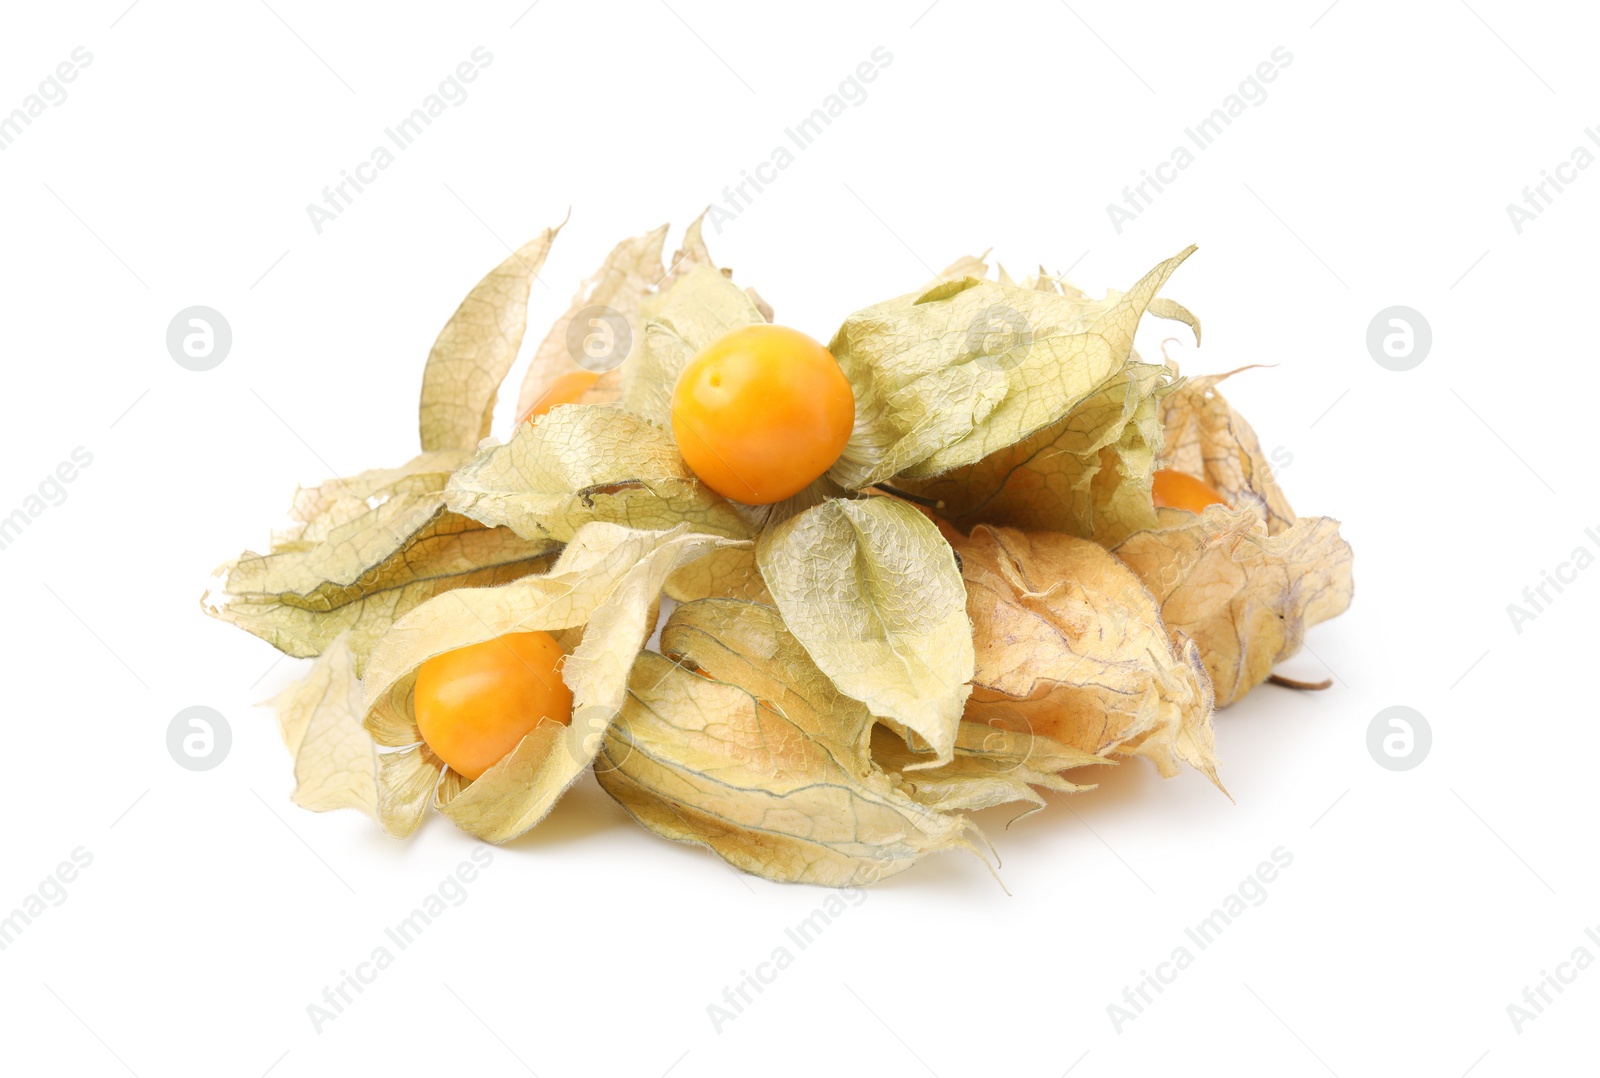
203 215 1353 887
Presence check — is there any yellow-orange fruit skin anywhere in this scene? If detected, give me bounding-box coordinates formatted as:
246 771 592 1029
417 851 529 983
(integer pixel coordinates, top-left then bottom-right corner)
670 324 855 506
520 369 602 425
413 631 573 781
1151 469 1229 514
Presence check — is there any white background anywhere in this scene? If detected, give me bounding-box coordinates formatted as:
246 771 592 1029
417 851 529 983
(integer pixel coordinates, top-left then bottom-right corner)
0 1 1594 1075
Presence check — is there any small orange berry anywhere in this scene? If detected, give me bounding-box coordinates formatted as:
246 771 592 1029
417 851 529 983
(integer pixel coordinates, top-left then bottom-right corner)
520 370 601 425
413 631 573 781
670 324 855 505
1151 469 1229 514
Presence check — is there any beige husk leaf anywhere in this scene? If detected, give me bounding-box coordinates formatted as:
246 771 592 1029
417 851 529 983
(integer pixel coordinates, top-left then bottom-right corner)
268 633 437 834
664 543 772 604
360 522 744 841
512 224 669 420
927 249 992 287
271 634 374 814
825 246 1195 490
1104 365 1353 705
658 210 773 318
954 524 1221 786
756 496 973 769
1146 296 1202 344
594 599 976 886
445 404 752 543
1112 506 1353 707
419 227 560 452
620 264 767 428
204 452 558 671
660 210 715 290
870 720 1105 813
1160 368 1295 534
893 361 1173 547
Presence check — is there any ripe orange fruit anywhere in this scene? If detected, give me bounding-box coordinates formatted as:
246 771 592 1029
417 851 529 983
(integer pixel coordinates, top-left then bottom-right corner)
519 369 601 425
670 324 855 505
413 631 573 780
1151 469 1229 514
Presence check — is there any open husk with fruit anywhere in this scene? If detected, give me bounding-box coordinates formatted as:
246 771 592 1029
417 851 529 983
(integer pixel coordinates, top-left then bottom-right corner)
204 214 1353 886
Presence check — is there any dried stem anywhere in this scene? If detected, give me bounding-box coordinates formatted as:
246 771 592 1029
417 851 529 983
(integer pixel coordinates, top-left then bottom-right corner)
1268 673 1333 692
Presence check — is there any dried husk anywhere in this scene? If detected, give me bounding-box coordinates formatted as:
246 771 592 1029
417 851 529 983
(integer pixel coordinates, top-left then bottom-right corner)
664 544 772 604
595 599 976 886
954 524 1221 786
224 219 1361 887
871 720 1104 814
893 361 1174 547
205 452 558 671
1159 368 1295 534
512 225 669 420
210 227 570 668
660 209 716 290
1112 506 1353 706
267 632 441 835
825 246 1195 490
420 228 560 452
620 264 767 428
1106 368 1353 705
445 404 752 543
272 635 374 814
360 522 744 841
756 495 973 768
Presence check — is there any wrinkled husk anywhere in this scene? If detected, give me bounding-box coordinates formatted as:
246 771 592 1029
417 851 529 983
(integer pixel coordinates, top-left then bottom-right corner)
420 229 560 452
445 404 752 543
826 247 1195 489
1159 369 1296 534
209 225 568 670
271 635 381 820
595 600 977 886
512 225 668 420
621 265 767 428
756 496 973 769
1113 506 1353 707
360 523 743 842
953 524 1221 786
205 452 558 672
664 543 772 604
1108 370 1353 705
894 361 1173 547
871 720 1105 814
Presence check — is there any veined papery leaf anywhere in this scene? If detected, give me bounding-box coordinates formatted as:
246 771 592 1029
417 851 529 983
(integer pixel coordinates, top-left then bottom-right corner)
512 225 668 421
871 720 1103 814
420 227 560 452
205 452 558 671
1160 368 1295 534
825 247 1195 489
1113 506 1353 706
269 633 436 835
955 524 1221 786
445 404 752 543
756 495 973 768
664 543 772 604
361 522 744 841
893 362 1174 546
660 210 715 290
595 599 975 886
620 264 766 428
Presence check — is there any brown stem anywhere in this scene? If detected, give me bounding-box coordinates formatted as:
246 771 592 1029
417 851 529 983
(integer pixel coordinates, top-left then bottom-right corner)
1268 673 1333 692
